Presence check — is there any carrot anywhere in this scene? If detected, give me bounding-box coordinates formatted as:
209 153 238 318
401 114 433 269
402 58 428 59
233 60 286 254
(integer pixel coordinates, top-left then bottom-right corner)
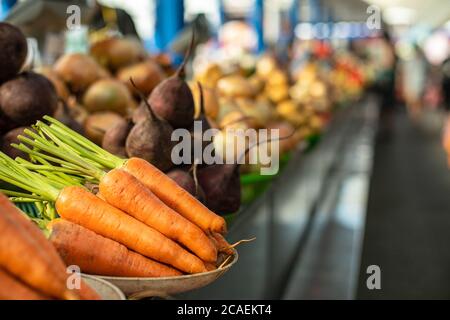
122 157 227 234
56 186 207 274
0 150 206 274
210 232 234 255
99 169 217 262
97 191 105 200
36 117 227 234
49 219 182 277
0 194 77 300
0 268 51 300
0 193 100 300
15 127 218 262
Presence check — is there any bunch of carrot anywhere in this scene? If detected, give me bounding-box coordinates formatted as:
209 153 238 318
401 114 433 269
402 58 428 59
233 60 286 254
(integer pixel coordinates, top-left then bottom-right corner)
0 117 233 280
0 192 100 300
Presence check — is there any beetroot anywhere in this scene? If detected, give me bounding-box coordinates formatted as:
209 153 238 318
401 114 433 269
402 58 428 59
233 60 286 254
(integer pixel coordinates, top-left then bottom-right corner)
166 166 206 203
1 127 28 159
126 81 174 171
0 72 58 126
147 33 195 129
0 23 27 83
102 117 133 158
197 164 241 215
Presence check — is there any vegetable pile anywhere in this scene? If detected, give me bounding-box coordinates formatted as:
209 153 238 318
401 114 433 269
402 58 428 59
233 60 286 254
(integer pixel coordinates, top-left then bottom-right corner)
0 23 60 158
0 116 234 279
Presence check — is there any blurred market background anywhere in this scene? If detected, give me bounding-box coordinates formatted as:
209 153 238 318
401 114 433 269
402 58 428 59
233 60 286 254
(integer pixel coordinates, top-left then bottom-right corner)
1 0 450 299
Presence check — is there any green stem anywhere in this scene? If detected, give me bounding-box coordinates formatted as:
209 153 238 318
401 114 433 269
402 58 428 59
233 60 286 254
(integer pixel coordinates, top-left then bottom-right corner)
43 116 124 168
13 143 80 169
0 155 59 202
42 123 120 169
39 123 114 170
19 130 105 181
10 197 42 203
0 189 46 201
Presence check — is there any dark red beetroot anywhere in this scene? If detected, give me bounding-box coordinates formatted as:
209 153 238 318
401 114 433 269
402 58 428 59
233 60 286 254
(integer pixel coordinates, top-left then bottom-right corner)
147 33 195 129
126 80 175 172
0 23 27 83
102 117 133 158
0 72 58 126
166 165 206 203
197 164 241 215
1 127 28 159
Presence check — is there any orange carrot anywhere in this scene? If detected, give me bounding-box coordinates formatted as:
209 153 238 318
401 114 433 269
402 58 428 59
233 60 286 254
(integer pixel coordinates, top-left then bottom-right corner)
204 262 217 271
122 157 227 234
55 186 207 274
210 232 233 255
99 169 217 262
0 194 100 300
0 268 51 300
0 194 77 300
32 118 227 234
49 219 182 277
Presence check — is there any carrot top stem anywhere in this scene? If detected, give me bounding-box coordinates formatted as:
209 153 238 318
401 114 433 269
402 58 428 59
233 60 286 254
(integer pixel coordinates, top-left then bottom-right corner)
43 116 123 168
0 153 59 202
17 128 106 182
0 189 47 201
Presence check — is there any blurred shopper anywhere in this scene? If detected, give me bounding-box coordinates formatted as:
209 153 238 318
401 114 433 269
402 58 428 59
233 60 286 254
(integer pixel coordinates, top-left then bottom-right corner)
402 44 429 120
442 55 450 113
376 31 398 139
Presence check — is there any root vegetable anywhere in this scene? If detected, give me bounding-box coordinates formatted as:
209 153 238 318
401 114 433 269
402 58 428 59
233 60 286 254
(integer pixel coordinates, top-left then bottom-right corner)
90 37 145 71
56 186 207 273
49 219 182 277
54 53 108 93
0 193 77 299
102 117 133 158
167 166 206 203
84 111 124 145
1 127 27 159
126 87 174 172
33 116 228 234
0 72 58 126
147 34 195 128
197 164 241 215
0 268 50 300
117 60 165 96
0 23 27 83
83 79 132 116
99 169 217 262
